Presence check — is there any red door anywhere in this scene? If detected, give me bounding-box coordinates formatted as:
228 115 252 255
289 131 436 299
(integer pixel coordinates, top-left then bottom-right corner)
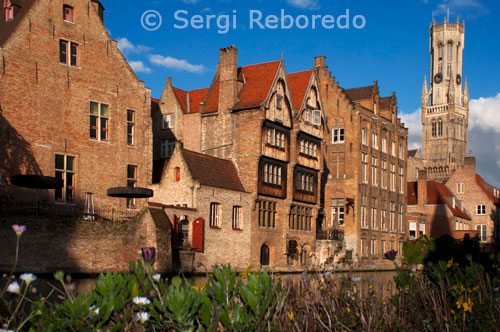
192 218 204 252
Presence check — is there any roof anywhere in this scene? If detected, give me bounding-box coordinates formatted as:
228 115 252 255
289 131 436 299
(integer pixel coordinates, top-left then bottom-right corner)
408 149 418 158
476 174 500 205
379 97 392 111
182 149 246 192
203 60 281 113
345 85 374 101
287 70 313 110
151 98 160 117
407 181 471 220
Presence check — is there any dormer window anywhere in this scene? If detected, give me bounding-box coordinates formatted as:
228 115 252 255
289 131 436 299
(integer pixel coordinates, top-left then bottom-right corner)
63 5 74 22
276 94 283 110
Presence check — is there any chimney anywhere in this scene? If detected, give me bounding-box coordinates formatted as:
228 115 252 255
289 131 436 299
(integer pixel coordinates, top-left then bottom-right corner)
166 77 173 87
218 46 238 112
464 157 476 169
417 170 427 207
314 56 326 68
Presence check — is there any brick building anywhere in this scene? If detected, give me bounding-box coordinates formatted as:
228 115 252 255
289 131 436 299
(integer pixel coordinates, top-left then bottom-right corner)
314 57 409 263
0 0 152 213
407 170 473 241
445 158 500 251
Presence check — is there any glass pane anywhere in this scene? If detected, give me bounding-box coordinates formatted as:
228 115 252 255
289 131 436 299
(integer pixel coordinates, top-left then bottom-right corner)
127 180 136 188
90 127 97 139
70 43 77 66
59 40 67 64
66 188 74 201
55 155 65 170
66 173 74 187
127 165 136 179
66 156 75 171
90 102 99 115
127 110 134 122
55 171 63 200
100 104 109 117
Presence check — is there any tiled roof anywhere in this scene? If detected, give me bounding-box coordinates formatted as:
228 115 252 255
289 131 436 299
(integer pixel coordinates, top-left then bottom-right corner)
407 181 471 220
476 174 500 205
172 88 188 113
287 70 313 110
182 149 246 192
202 77 220 113
345 85 373 101
172 87 209 113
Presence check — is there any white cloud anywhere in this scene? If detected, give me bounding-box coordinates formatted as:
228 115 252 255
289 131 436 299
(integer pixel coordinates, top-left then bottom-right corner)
400 109 422 151
149 54 206 73
117 38 152 55
287 0 320 10
433 0 489 18
469 93 500 133
129 61 151 74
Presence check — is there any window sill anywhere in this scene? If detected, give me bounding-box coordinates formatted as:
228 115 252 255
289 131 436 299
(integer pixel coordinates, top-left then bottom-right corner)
63 20 75 24
232 228 243 231
210 226 221 230
265 143 285 151
331 141 345 145
90 139 111 144
59 63 81 69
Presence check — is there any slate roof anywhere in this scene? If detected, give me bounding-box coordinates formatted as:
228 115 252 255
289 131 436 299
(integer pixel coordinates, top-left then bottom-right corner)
407 181 471 220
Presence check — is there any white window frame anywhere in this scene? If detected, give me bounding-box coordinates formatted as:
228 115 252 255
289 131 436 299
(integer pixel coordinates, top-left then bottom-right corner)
332 127 345 144
362 153 368 184
372 157 378 186
210 203 221 228
372 132 378 150
162 114 174 129
457 183 465 194
362 128 368 146
381 137 387 153
476 204 486 215
477 225 487 242
232 206 242 230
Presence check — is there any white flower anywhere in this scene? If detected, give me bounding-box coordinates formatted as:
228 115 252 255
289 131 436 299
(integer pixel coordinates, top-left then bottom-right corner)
7 281 20 294
370 264 376 269
153 274 161 281
133 296 151 306
89 305 100 315
135 312 150 324
20 273 37 285
351 277 361 282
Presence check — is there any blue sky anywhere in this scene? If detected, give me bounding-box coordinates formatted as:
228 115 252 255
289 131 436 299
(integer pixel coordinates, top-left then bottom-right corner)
103 0 500 186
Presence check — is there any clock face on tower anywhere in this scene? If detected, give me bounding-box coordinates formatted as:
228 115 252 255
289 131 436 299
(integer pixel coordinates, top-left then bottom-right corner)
456 74 462 85
434 73 443 84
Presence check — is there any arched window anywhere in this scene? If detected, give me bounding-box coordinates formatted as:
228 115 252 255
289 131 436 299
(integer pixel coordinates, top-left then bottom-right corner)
432 119 437 137
260 244 270 266
447 42 453 61
438 118 444 136
438 44 444 61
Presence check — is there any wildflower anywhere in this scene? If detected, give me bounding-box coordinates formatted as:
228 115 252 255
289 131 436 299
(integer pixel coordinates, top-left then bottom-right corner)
20 273 37 285
239 266 252 279
384 249 397 261
381 299 386 305
446 258 454 269
451 309 455 315
141 247 156 261
287 310 294 321
456 297 463 309
12 224 27 237
89 305 100 315
472 286 479 292
7 281 20 294
228 312 233 320
152 274 161 281
411 266 417 273
351 277 361 282
444 316 448 322
325 271 332 277
191 282 206 292
275 272 281 279
462 297 473 312
301 271 308 281
346 307 351 313
135 312 150 324
370 264 376 269
133 296 151 306
319 283 324 290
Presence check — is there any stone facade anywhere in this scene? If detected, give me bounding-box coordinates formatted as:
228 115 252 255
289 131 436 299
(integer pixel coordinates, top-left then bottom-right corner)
445 158 500 251
314 57 408 264
0 0 152 212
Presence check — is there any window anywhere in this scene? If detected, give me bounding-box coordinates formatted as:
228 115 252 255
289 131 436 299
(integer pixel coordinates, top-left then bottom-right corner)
457 183 465 194
289 205 312 231
210 203 220 228
361 205 367 228
399 166 404 194
438 118 443 136
476 205 486 215
276 94 283 110
331 198 345 226
399 144 404 160
381 209 387 230
362 153 368 184
361 238 367 257
161 140 175 158
438 44 443 60
296 172 314 194
267 128 285 149
419 224 425 237
127 110 135 146
381 240 386 256
258 200 276 228
5 3 13 21
381 137 387 153
372 157 378 186
90 101 109 141
371 198 377 229
390 164 396 191
162 114 174 129
63 5 74 22
370 239 376 256
59 40 78 66
299 139 318 158
372 132 378 149
331 152 345 179
264 163 282 186
432 120 437 137
232 206 242 230
381 160 387 189
398 204 404 233
362 128 368 146
390 202 395 231
126 165 137 209
55 154 76 203
332 127 345 144
477 225 487 242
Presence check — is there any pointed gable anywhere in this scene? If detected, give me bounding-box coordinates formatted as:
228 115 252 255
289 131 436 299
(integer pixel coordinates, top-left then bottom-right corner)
476 174 500 206
288 70 313 110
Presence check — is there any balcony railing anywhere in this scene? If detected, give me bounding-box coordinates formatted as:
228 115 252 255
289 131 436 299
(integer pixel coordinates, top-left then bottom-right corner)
316 229 344 241
0 201 140 222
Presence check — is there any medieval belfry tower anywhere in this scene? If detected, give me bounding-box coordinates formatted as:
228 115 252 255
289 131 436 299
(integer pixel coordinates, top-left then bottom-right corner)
420 17 469 182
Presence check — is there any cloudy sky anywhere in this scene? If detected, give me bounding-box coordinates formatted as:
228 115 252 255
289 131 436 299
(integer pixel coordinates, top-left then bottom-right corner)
103 0 500 187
